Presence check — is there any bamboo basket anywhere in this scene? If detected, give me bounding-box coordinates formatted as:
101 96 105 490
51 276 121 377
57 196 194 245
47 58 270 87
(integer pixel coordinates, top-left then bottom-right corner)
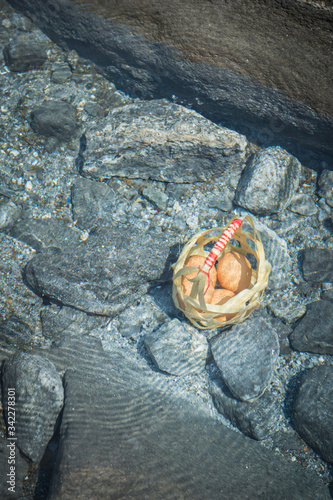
172 215 271 329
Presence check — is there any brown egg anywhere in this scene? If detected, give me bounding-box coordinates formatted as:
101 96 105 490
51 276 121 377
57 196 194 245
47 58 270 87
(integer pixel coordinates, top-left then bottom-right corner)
181 255 216 301
216 251 252 293
207 288 236 322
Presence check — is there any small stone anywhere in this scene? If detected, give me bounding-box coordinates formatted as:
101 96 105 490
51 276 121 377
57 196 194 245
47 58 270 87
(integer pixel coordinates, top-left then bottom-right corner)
289 300 333 355
234 146 301 215
143 319 208 376
288 194 318 216
302 247 333 283
291 365 333 464
0 196 21 229
3 35 47 72
268 295 306 324
51 63 72 84
210 318 280 402
142 186 168 211
2 352 64 462
29 100 78 141
318 169 333 208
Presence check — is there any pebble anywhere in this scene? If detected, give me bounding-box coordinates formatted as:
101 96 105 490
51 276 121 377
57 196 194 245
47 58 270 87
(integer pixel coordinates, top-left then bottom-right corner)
288 193 318 216
302 247 333 283
3 34 47 72
318 169 333 208
0 196 21 229
29 100 78 141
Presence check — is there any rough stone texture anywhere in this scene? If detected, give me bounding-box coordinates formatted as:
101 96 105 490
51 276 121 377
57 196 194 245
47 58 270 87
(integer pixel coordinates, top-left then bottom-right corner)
210 319 280 402
143 319 208 376
6 0 333 160
33 333 330 500
292 365 333 464
0 197 21 229
40 305 105 339
3 34 47 72
81 100 248 183
50 63 72 84
267 295 306 324
234 146 301 215
22 224 179 317
288 194 319 216
318 169 333 208
0 437 29 500
289 300 333 355
29 100 78 141
0 315 34 363
302 247 333 283
209 377 283 440
2 352 64 462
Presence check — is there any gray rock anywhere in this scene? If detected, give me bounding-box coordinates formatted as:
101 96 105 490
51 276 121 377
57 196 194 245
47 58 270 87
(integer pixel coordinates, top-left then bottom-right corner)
143 319 208 376
23 225 179 317
51 63 72 84
292 365 333 464
142 186 168 211
40 305 105 339
318 169 333 208
0 315 33 363
2 352 64 462
0 197 21 229
234 146 301 215
29 100 78 141
289 300 333 355
268 295 306 324
209 377 283 440
3 35 47 72
0 437 29 500
302 247 333 283
81 100 248 183
288 194 319 216
210 318 279 402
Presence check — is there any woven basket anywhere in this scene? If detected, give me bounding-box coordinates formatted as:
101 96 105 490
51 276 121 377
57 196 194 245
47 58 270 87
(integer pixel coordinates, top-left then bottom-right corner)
172 215 271 329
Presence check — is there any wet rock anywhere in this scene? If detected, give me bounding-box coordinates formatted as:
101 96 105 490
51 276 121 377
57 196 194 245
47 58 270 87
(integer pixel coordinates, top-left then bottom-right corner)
40 305 105 340
0 437 28 500
0 196 21 229
318 169 333 208
80 100 248 183
50 63 72 84
142 186 168 211
302 247 333 283
0 315 33 363
209 377 282 440
234 146 301 215
289 300 333 355
210 318 279 402
267 295 306 324
291 365 333 464
29 100 78 141
143 319 208 376
3 35 47 72
288 194 318 216
2 352 64 462
23 225 179 317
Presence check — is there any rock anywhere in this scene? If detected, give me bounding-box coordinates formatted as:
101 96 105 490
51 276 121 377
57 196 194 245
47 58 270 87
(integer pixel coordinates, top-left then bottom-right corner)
318 169 333 208
209 377 283 440
2 352 64 462
291 365 333 464
267 294 306 324
80 100 248 183
40 305 105 339
3 35 47 71
210 318 279 402
289 300 333 355
0 197 21 229
50 63 72 84
29 100 78 141
142 186 168 211
143 319 208 376
0 437 29 500
234 146 301 215
0 315 33 363
23 225 179 317
288 194 319 216
302 247 333 283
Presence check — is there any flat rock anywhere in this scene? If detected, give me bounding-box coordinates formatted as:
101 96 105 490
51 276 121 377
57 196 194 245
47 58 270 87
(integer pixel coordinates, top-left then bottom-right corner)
302 247 333 283
318 169 333 208
291 365 333 464
209 377 283 440
80 100 248 183
267 295 306 324
289 300 333 355
40 305 105 339
288 194 319 216
143 318 208 376
2 352 64 462
23 225 179 316
29 100 78 141
3 34 47 72
234 146 301 215
0 315 34 363
210 318 280 402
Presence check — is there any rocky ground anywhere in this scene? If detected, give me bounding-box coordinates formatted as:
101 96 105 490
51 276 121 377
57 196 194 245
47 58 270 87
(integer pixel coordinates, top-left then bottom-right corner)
0 1 332 499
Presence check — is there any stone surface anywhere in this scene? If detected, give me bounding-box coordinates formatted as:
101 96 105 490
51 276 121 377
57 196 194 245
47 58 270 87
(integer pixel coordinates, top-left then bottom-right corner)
0 197 21 229
2 352 64 462
234 146 301 215
22 224 179 317
289 300 333 355
318 169 333 208
267 295 306 324
0 437 29 500
302 247 333 283
0 315 34 363
209 377 283 440
142 186 169 211
210 318 280 402
7 0 333 160
291 365 333 464
29 100 78 141
40 305 105 339
3 34 47 72
288 194 319 216
80 100 248 183
50 63 72 84
143 318 208 376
